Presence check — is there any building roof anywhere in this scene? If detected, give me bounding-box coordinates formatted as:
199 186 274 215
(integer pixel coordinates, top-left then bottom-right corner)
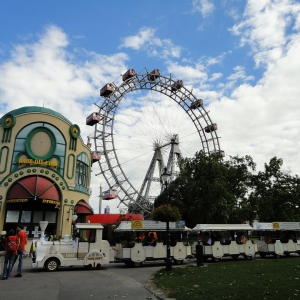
0 106 73 126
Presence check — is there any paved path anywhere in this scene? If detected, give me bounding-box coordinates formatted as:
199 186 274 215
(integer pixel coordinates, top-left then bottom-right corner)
0 257 186 300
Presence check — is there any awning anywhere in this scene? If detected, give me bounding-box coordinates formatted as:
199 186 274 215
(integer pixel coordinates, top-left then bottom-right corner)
7 175 60 201
75 200 94 215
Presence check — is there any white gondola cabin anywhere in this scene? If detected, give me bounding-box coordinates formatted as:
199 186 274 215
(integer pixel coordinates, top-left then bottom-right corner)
122 69 136 81
190 99 203 109
205 123 218 133
92 151 101 163
100 83 114 97
147 69 160 81
171 80 184 92
102 189 118 200
86 112 101 126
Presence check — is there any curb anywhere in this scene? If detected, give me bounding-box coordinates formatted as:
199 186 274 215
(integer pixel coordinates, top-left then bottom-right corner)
145 281 177 300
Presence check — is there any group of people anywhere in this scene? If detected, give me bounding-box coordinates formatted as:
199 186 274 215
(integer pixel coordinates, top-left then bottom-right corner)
143 232 157 247
0 225 28 280
198 231 248 246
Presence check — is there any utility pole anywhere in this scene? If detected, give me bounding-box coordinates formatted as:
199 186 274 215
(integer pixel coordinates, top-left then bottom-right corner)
99 184 102 214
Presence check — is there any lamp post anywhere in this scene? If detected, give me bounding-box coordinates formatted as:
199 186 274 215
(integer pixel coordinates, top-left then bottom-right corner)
99 184 103 214
66 206 78 237
161 167 172 271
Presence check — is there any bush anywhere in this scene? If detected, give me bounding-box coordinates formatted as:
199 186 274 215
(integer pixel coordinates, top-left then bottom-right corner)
151 205 181 222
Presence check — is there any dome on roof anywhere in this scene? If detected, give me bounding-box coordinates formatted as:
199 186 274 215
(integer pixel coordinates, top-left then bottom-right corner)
0 106 72 126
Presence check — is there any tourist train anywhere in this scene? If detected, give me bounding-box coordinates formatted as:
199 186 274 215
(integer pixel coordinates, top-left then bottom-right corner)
30 220 300 271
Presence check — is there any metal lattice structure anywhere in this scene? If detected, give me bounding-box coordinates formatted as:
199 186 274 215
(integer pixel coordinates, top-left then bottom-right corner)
93 69 222 215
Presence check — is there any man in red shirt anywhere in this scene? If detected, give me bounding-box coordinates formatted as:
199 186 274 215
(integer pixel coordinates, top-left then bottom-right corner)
14 225 27 278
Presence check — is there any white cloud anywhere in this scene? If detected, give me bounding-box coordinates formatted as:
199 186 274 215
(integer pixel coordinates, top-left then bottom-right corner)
119 27 156 50
209 73 223 81
230 0 300 67
209 17 300 175
192 0 215 18
120 27 182 59
166 62 207 85
0 25 128 121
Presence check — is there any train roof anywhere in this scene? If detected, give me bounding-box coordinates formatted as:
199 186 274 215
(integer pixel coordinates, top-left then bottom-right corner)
252 223 273 230
75 223 104 229
253 222 300 230
114 220 190 232
192 224 254 231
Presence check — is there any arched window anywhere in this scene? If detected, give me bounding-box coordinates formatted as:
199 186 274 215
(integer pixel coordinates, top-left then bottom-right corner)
75 152 90 192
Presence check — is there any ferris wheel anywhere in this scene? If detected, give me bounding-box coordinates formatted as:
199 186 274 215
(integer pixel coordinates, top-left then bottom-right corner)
90 68 223 215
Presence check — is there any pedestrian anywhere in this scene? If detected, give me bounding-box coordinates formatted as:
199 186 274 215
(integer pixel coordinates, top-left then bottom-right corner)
0 231 6 273
13 224 27 278
2 229 17 280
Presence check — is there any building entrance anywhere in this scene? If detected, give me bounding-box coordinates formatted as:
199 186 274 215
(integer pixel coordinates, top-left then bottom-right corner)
3 175 61 238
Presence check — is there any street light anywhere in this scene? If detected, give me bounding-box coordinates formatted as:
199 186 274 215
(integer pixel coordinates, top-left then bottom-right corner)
99 184 103 214
161 167 172 271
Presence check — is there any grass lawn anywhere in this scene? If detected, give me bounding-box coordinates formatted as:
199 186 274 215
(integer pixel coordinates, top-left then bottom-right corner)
152 256 300 300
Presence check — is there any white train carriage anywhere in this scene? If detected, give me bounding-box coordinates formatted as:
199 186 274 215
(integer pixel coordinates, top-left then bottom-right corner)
32 221 110 271
253 221 300 258
113 220 192 267
191 224 258 261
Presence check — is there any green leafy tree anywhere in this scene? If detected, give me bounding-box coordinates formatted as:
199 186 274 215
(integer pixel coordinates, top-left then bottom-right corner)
155 151 256 227
246 157 300 222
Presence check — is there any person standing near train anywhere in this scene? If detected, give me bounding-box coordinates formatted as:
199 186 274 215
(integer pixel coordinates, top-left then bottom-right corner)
2 229 17 280
0 231 6 274
13 225 27 278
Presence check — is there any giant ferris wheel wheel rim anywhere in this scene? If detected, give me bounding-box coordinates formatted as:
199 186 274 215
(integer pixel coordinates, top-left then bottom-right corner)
93 68 222 214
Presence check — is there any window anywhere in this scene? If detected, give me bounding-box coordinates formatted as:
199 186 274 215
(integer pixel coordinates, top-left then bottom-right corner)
75 152 90 189
33 211 43 223
20 211 31 223
6 211 20 222
45 211 56 223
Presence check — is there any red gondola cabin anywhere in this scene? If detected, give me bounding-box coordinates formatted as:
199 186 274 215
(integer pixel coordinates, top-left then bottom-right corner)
190 99 203 109
86 112 101 126
171 80 184 92
102 189 118 200
100 83 114 97
92 151 101 163
205 123 218 133
147 69 160 81
122 69 136 81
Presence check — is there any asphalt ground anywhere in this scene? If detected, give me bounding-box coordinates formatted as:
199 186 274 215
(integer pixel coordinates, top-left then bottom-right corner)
0 256 183 300
1 254 277 300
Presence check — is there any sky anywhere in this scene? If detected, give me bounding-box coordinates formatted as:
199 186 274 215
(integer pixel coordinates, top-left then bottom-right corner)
1 0 300 214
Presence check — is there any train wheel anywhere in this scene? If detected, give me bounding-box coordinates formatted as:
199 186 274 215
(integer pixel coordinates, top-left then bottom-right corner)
132 261 143 267
45 258 59 272
124 261 132 267
174 259 184 265
259 253 267 258
285 252 290 257
274 254 281 259
231 255 239 260
213 257 221 262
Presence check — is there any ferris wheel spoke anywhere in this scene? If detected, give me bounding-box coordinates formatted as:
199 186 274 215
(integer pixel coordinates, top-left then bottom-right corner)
93 69 223 215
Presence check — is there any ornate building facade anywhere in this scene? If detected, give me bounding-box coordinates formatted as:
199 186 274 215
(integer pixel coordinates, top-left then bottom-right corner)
0 106 93 238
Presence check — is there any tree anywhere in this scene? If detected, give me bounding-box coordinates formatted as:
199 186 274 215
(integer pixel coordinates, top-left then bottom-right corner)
246 157 300 222
154 151 256 227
